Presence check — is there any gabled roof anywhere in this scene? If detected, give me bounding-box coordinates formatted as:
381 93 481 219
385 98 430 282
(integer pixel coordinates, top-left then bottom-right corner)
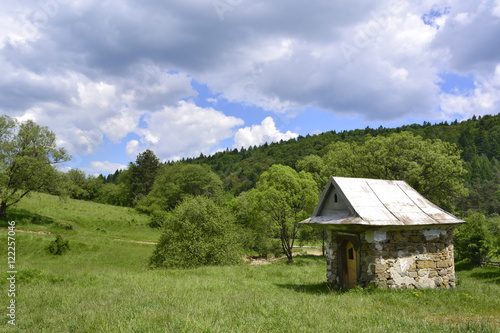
303 177 465 228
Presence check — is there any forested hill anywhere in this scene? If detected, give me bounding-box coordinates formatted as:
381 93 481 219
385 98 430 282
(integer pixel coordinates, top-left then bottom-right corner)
95 113 499 214
169 113 500 196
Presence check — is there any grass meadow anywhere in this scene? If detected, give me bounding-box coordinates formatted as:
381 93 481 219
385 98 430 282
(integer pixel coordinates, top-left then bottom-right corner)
0 193 499 332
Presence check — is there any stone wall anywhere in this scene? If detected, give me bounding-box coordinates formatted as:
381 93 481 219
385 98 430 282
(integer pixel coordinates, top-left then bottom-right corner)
326 228 457 289
325 231 339 286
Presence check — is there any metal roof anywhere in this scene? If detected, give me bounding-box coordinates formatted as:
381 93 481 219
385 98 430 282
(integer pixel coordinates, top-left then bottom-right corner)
303 177 465 228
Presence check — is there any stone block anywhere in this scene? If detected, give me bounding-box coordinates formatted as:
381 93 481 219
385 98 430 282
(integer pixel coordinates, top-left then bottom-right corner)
377 280 388 288
437 260 451 268
410 236 421 243
417 260 436 269
426 244 437 253
375 263 388 273
408 271 417 278
438 268 449 276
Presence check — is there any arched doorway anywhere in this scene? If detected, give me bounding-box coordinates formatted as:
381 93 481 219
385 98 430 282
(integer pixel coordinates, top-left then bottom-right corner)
341 240 357 288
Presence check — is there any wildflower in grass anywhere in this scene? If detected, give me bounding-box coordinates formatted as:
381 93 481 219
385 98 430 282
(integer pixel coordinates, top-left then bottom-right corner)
461 292 474 299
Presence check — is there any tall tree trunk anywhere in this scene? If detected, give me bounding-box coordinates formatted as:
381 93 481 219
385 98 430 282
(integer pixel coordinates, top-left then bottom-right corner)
0 201 7 218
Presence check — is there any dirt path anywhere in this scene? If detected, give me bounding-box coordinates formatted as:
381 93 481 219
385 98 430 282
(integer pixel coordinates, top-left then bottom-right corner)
1 227 157 245
0 227 54 235
112 238 157 245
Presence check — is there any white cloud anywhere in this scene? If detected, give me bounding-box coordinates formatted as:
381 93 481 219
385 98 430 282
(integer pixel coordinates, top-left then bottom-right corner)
233 116 298 149
86 161 128 175
126 140 139 157
138 100 244 160
440 65 500 119
1 0 500 165
391 68 409 81
493 0 500 17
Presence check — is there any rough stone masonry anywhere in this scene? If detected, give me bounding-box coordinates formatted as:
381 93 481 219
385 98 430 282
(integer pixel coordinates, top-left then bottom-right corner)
326 227 456 289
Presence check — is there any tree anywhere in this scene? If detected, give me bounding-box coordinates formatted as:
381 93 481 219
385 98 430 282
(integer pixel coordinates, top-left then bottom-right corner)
130 149 160 204
0 115 69 217
64 169 103 201
97 169 133 207
136 163 223 214
149 196 243 268
296 154 329 191
250 164 318 263
230 190 280 257
322 132 468 210
454 213 491 266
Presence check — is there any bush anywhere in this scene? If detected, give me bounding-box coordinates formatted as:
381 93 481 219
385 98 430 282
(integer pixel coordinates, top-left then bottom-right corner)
48 234 70 255
147 210 168 228
149 196 243 268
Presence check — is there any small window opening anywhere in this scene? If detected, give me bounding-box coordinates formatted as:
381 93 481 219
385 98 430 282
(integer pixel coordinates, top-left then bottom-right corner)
348 247 354 260
334 194 338 203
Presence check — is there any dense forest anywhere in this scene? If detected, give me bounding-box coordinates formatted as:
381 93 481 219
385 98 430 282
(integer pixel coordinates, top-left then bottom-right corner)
88 113 500 215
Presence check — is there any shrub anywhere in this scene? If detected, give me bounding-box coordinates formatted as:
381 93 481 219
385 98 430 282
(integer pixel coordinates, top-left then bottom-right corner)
147 210 168 228
149 196 243 268
48 234 70 255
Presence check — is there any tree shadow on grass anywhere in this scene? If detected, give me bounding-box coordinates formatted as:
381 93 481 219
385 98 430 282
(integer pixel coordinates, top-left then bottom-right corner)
276 282 373 295
455 260 476 271
276 282 334 295
0 208 54 227
469 267 500 285
291 254 326 266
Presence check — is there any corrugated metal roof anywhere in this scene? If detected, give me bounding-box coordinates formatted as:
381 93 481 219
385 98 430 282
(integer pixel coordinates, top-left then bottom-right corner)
304 177 465 228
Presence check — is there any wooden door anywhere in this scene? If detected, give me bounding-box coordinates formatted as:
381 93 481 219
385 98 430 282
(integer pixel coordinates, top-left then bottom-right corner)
345 240 357 288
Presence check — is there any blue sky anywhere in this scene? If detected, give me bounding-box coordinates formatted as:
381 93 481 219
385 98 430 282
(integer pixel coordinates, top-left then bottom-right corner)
1 0 500 175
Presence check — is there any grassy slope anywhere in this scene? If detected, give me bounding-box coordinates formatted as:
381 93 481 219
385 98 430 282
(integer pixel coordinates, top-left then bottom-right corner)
0 194 499 332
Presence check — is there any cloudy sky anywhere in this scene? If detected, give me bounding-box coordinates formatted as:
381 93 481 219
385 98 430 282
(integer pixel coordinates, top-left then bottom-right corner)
1 0 500 175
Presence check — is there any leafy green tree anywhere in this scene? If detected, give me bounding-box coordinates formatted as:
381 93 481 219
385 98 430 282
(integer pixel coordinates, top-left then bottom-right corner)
130 149 160 203
454 213 491 266
149 196 243 268
249 164 318 263
64 169 103 201
137 163 223 214
0 115 69 217
296 154 329 191
322 132 468 209
97 169 133 206
230 190 279 257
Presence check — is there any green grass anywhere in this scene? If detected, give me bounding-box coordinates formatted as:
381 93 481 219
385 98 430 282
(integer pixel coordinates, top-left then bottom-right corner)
0 192 156 242
0 193 499 332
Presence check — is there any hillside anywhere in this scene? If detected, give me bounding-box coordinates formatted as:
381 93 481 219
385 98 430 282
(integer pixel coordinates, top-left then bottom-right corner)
3 192 156 243
166 114 500 195
1 192 499 331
